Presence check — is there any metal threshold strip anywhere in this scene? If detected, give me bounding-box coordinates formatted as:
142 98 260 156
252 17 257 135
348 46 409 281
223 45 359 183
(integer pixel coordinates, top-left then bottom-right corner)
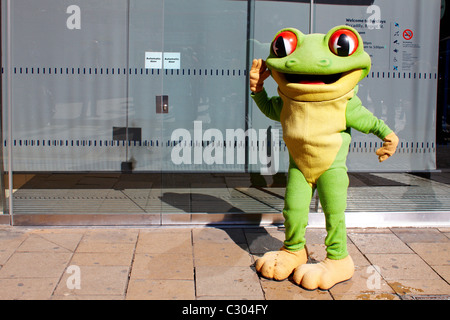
3 172 450 227
7 211 450 227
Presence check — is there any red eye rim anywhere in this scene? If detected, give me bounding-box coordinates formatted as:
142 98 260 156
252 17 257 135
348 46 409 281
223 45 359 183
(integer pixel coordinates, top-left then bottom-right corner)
272 31 298 57
328 29 359 57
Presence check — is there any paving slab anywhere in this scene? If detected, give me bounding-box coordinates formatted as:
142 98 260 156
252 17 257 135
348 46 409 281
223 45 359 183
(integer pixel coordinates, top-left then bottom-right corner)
245 230 285 254
391 228 450 243
260 277 333 300
131 253 194 280
0 236 26 266
0 278 59 300
136 229 192 254
193 242 253 267
54 265 130 297
388 278 450 296
70 252 134 266
195 265 265 299
126 279 195 300
192 228 247 244
348 232 414 254
0 251 72 279
408 242 450 266
365 253 442 281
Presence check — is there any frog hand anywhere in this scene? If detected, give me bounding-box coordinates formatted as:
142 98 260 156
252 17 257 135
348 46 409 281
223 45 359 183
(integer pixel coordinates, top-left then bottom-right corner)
376 132 399 162
250 59 271 93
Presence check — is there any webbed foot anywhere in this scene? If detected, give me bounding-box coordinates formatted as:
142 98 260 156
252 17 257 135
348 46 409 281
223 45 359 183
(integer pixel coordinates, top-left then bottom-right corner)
292 255 354 290
255 247 307 281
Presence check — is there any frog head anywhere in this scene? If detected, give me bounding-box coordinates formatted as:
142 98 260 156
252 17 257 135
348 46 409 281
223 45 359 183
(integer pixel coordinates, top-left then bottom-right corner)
266 25 371 101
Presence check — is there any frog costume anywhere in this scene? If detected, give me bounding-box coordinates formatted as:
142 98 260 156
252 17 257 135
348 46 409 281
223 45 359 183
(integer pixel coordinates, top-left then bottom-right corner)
250 26 399 290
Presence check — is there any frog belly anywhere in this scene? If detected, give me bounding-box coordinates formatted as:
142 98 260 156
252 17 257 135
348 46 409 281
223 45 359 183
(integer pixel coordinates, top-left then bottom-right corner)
279 89 354 185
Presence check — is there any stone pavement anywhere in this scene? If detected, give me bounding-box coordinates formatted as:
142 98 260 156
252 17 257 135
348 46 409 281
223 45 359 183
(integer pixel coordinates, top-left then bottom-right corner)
0 225 449 300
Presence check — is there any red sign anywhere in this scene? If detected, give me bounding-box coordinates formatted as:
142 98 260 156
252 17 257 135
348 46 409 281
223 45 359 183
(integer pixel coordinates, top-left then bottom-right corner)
403 29 413 40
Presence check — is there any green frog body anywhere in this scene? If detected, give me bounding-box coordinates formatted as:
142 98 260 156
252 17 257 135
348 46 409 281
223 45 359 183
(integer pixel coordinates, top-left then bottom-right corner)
250 26 398 289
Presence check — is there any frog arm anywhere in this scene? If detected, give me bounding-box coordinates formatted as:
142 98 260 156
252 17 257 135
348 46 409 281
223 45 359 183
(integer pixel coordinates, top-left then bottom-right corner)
251 89 282 122
345 94 393 140
346 94 399 162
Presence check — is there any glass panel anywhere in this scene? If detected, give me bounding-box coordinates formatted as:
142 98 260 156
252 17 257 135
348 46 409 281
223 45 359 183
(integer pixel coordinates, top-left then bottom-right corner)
161 0 249 173
10 0 129 171
159 0 250 218
7 0 162 220
128 0 164 172
1 1 8 219
121 0 165 219
250 0 311 174
313 0 440 171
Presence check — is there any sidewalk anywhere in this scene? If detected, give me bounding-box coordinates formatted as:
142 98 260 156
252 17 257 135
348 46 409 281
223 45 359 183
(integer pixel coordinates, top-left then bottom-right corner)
0 225 448 300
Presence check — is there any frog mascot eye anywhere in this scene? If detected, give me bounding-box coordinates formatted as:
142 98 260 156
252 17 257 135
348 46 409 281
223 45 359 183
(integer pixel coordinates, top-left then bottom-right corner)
272 31 298 57
328 29 359 57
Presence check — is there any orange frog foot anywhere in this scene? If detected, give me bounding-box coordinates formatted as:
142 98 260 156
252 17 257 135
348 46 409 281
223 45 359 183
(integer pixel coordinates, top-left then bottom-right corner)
255 247 307 281
292 255 354 290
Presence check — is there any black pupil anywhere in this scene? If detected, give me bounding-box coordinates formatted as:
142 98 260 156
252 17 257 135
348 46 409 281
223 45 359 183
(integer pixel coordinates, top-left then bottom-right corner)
274 36 287 57
336 34 351 56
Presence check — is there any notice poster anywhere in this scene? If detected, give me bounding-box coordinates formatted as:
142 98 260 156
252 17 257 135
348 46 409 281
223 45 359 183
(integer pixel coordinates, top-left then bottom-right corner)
145 52 163 69
341 5 432 74
163 52 181 69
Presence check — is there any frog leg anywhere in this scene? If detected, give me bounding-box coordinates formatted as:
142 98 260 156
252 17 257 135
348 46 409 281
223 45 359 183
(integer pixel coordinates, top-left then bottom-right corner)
292 167 354 290
255 160 310 280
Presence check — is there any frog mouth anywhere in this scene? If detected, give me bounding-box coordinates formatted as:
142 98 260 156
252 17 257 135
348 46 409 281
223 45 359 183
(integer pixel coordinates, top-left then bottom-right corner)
284 73 342 85
271 69 363 101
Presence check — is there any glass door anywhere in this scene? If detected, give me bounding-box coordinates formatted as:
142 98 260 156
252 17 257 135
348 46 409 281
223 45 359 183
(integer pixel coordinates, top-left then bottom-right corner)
250 0 311 175
129 0 255 223
150 0 304 224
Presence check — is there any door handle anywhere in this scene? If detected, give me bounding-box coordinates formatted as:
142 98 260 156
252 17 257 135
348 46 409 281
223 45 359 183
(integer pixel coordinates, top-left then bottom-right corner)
156 95 169 114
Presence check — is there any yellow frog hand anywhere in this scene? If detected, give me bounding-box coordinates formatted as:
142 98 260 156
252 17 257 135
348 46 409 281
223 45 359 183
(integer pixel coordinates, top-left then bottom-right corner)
250 59 271 93
376 132 399 162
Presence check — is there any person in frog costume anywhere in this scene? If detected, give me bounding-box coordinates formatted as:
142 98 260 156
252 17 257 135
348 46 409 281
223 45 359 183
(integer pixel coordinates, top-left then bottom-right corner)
250 25 399 290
